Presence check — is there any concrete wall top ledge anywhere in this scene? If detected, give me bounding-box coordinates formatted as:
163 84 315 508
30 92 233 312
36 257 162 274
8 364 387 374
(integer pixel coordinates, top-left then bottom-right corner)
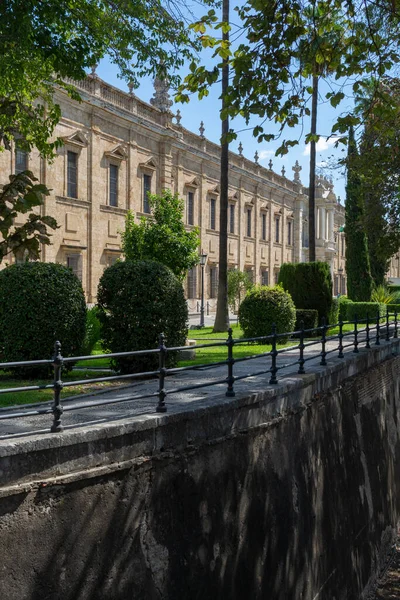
0 339 399 491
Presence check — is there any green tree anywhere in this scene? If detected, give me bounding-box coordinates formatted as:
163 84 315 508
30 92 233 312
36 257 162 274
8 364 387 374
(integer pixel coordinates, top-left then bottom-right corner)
122 189 200 281
355 78 400 285
345 127 373 301
213 0 231 332
0 171 57 263
227 269 253 313
0 0 214 158
178 0 400 324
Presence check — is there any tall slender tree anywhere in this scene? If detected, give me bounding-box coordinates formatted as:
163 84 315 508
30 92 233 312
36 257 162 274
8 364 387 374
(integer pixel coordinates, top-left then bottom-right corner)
213 0 230 332
345 127 373 301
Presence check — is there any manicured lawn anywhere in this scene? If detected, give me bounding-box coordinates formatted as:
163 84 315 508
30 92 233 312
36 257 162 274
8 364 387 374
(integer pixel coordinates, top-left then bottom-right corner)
0 369 124 407
181 324 295 367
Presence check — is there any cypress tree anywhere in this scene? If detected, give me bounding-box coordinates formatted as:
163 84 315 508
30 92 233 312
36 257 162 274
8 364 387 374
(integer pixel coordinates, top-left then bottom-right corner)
345 127 373 301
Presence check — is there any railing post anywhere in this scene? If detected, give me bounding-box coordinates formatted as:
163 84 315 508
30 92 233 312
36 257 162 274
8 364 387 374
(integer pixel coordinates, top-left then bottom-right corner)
207 301 210 316
269 323 278 384
375 312 380 346
386 305 390 341
157 333 167 413
226 327 235 397
365 313 370 349
298 320 305 374
395 310 398 339
353 314 359 353
338 319 344 358
320 317 327 366
51 341 64 433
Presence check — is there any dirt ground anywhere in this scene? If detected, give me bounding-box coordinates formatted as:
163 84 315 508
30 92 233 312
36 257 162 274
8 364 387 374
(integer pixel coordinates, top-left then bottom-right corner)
373 544 400 599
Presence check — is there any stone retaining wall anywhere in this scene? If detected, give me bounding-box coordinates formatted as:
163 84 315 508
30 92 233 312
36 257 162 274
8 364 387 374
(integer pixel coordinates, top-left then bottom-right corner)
0 342 399 599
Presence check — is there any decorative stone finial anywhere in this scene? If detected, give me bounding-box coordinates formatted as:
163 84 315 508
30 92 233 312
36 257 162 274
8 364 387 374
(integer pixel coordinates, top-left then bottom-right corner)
150 71 173 112
281 165 286 177
128 81 134 96
268 159 273 170
175 109 182 126
254 150 259 164
90 64 98 76
292 160 302 182
199 121 205 138
238 142 243 156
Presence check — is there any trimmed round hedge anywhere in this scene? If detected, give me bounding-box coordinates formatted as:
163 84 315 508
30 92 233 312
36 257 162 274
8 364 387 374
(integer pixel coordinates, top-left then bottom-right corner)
97 260 188 373
0 262 86 375
238 285 296 342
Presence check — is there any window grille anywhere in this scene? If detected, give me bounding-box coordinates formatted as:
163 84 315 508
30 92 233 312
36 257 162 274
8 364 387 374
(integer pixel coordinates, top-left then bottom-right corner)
143 174 151 213
187 267 197 299
109 164 118 207
15 149 28 174
67 151 78 198
247 209 252 237
229 204 235 234
210 266 218 298
187 191 194 225
262 213 267 241
210 198 216 230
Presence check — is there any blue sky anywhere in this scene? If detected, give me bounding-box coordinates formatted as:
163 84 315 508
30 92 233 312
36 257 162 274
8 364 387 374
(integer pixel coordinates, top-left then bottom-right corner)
96 21 351 202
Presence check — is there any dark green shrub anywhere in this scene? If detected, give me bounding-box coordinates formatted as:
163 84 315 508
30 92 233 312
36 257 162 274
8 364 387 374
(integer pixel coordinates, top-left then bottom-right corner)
238 285 296 343
294 309 318 337
346 302 386 322
387 304 400 316
337 296 353 322
278 262 333 325
0 262 86 376
97 260 188 373
329 297 339 325
81 306 101 356
388 285 400 294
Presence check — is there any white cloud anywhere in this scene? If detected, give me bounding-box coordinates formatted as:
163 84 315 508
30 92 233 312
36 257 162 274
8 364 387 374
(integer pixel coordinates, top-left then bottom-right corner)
259 149 275 160
303 137 336 156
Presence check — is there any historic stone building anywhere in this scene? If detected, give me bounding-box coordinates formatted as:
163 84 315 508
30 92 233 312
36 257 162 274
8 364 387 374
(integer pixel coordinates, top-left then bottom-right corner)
0 72 348 307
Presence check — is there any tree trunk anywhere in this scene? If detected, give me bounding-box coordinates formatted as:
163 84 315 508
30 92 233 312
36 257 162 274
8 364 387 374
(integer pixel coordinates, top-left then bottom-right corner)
213 0 230 332
308 74 318 263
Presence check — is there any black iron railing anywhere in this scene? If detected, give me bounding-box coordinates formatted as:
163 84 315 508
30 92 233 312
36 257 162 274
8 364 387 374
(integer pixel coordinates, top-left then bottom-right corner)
0 310 398 434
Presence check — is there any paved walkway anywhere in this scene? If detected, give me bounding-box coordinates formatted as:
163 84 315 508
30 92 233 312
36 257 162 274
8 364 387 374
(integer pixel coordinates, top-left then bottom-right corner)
0 325 390 440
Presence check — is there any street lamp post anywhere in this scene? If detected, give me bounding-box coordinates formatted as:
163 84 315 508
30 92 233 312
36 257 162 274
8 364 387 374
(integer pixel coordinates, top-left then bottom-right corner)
199 250 208 328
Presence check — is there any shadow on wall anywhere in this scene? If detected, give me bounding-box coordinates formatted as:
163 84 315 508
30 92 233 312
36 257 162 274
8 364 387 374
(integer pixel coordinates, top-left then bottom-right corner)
0 358 399 600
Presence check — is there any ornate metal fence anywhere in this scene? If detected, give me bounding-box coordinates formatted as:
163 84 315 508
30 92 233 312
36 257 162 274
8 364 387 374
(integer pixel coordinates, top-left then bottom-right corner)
0 309 398 434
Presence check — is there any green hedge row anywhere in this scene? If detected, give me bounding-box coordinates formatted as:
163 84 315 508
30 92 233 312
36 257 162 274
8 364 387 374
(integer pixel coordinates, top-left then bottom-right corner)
346 302 386 322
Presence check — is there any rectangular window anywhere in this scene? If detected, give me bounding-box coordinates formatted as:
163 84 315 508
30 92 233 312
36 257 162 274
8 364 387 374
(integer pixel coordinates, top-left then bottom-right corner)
187 191 194 226
274 270 279 284
262 213 267 241
210 266 218 298
229 204 235 234
275 217 280 243
210 198 216 230
107 255 119 268
67 151 78 198
261 270 269 286
67 254 82 281
334 275 339 296
15 148 28 174
302 222 309 248
109 164 118 207
247 209 252 237
143 174 151 213
341 236 345 257
287 221 292 245
187 267 197 299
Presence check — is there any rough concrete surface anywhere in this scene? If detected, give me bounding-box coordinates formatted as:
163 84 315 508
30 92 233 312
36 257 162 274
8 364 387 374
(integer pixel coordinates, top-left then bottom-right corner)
0 341 399 599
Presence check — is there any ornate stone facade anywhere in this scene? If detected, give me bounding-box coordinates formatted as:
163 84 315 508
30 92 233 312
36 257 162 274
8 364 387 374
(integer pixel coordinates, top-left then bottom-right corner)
0 74 348 306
